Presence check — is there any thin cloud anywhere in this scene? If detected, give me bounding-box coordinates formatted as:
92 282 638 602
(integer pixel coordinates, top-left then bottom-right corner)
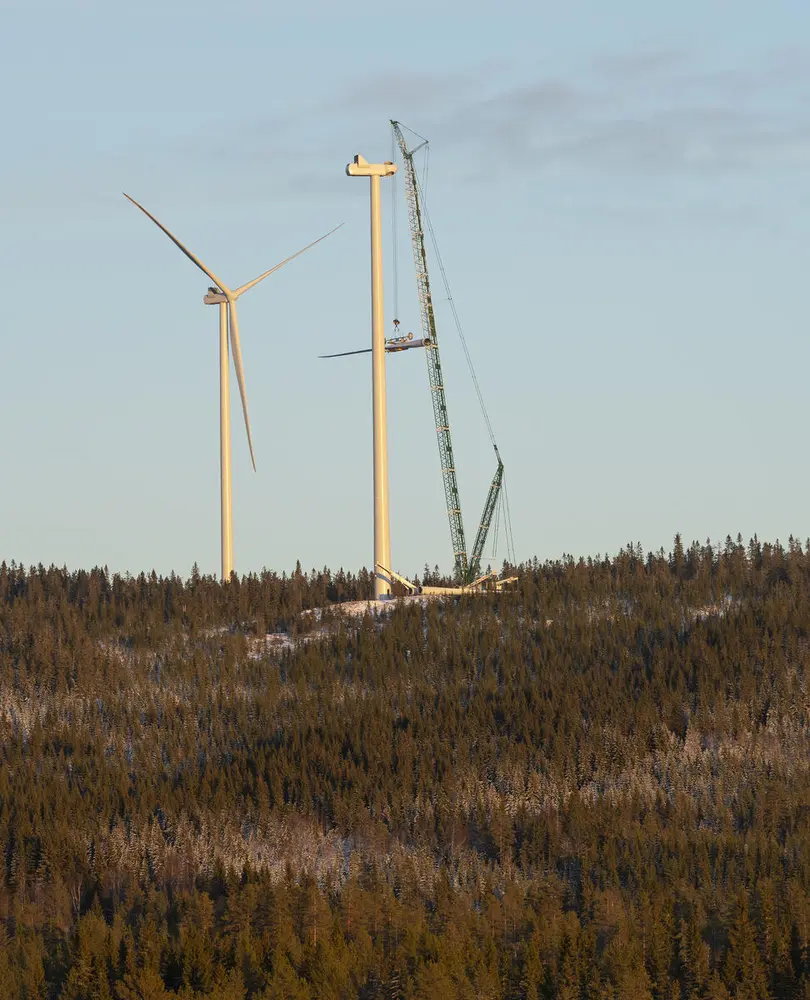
592 46 688 81
435 46 810 177
332 64 504 117
116 44 810 208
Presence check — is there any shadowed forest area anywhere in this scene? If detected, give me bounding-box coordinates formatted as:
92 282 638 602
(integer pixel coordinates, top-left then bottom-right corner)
2 535 810 997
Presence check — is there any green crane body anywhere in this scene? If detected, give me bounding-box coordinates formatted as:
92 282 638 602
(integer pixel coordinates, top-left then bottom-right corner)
391 121 504 584
470 452 505 579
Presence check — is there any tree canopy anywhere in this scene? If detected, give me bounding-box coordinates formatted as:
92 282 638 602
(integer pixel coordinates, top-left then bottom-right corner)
1 535 810 997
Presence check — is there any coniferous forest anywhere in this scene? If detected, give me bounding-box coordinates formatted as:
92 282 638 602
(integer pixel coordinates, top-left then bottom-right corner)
2 536 810 997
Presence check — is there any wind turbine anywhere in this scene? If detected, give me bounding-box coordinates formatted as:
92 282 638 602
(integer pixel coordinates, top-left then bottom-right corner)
124 193 340 581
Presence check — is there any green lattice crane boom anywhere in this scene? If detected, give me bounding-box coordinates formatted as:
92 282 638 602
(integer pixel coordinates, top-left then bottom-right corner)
470 451 504 579
391 120 504 583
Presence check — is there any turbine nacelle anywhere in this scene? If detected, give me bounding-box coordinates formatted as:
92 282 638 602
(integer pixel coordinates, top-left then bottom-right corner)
346 154 398 178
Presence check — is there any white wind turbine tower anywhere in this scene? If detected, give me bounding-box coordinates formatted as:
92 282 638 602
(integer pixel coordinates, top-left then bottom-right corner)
124 193 340 581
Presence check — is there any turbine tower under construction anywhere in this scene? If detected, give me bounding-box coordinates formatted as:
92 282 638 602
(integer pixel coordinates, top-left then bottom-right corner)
345 154 398 600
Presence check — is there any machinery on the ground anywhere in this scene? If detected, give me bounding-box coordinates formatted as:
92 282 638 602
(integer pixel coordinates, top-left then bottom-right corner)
328 125 515 590
390 121 513 584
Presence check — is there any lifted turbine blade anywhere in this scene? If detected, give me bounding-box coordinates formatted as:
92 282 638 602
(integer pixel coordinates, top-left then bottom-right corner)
319 348 372 358
234 223 345 297
227 301 256 471
319 338 428 359
123 193 232 296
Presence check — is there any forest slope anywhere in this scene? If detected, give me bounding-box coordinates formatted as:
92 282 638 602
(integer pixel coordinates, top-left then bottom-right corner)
0 535 808 998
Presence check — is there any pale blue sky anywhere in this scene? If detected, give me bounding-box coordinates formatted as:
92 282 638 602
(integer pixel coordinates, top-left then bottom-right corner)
2 2 810 579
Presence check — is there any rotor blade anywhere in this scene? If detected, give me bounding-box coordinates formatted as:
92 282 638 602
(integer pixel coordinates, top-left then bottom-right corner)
234 223 345 297
319 348 372 359
227 301 256 471
319 339 428 358
123 193 232 295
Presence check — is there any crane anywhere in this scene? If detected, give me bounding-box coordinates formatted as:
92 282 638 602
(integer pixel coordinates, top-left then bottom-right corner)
391 120 507 584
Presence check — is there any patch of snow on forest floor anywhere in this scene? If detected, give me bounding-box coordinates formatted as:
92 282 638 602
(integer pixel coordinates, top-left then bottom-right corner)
301 594 432 621
247 593 736 658
248 596 438 657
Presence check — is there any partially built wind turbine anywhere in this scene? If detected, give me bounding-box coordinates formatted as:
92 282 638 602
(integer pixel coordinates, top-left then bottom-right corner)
345 154 398 599
124 193 340 581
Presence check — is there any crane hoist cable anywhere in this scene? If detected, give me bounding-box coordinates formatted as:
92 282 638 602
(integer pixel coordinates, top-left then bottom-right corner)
410 146 517 569
391 127 400 329
413 169 497 449
391 120 514 581
502 474 516 565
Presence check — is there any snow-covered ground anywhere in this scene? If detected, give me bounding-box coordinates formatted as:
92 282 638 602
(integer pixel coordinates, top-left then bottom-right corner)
249 593 737 658
301 594 432 621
